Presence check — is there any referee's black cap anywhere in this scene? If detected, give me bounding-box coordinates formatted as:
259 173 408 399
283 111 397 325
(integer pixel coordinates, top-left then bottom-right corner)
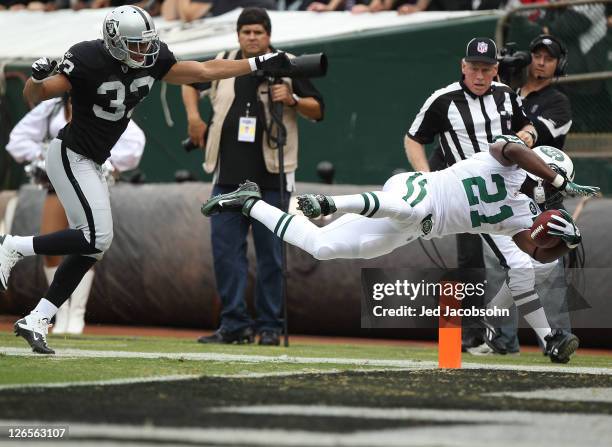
464 37 498 64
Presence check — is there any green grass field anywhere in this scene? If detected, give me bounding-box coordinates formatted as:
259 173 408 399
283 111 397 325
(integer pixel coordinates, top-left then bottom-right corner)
1 331 610 387
1 330 611 446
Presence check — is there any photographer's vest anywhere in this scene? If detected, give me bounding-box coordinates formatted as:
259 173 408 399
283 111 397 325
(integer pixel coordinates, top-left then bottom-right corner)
203 49 299 175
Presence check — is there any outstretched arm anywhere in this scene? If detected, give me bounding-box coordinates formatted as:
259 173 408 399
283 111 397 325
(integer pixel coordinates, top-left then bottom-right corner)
489 139 599 198
490 140 557 179
163 60 251 85
163 52 291 85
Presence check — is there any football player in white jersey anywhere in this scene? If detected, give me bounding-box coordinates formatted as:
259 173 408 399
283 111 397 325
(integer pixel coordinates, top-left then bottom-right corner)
201 135 599 362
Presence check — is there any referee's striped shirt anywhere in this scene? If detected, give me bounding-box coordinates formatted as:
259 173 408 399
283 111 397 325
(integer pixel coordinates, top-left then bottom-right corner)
407 80 531 166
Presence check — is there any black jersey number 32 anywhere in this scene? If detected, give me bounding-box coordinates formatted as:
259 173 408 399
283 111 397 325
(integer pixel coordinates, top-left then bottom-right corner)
93 77 154 122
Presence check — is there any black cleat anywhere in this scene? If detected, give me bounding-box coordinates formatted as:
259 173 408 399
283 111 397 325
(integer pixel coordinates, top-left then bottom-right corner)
545 330 579 363
201 181 261 217
482 320 507 355
296 194 336 218
197 327 255 345
14 313 55 354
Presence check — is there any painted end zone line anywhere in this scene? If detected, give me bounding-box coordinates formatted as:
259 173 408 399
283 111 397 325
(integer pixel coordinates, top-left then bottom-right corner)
0 409 610 447
1 347 611 375
0 369 407 391
0 374 200 391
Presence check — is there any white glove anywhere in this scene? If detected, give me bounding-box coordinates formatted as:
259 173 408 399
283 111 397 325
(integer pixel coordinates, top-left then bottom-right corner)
547 209 581 248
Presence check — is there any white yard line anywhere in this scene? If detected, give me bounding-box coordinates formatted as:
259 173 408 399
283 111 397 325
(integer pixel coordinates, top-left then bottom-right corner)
0 369 406 391
1 346 611 375
210 404 611 422
0 408 611 447
488 387 612 403
0 375 201 391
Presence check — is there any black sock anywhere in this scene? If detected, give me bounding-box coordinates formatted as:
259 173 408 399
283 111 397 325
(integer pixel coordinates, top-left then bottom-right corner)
33 229 100 256
46 255 97 308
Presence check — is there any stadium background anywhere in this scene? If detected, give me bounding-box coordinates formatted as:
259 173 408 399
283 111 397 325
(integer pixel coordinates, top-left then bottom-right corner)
0 4 611 344
0 5 611 445
1 7 610 189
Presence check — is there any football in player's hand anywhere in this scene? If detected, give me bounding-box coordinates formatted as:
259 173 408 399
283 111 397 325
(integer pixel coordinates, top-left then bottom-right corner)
530 210 563 248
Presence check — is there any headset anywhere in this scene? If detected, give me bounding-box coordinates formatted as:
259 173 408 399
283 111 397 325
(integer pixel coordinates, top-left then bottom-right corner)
529 34 568 77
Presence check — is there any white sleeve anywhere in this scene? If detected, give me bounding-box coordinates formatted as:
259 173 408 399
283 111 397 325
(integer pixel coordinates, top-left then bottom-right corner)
5 100 58 163
109 120 146 172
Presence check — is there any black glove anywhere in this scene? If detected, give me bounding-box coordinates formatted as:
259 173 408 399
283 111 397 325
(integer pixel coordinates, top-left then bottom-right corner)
250 52 291 76
31 57 57 83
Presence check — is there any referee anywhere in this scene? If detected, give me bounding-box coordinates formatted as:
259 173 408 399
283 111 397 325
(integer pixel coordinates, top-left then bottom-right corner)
404 37 538 350
486 34 574 354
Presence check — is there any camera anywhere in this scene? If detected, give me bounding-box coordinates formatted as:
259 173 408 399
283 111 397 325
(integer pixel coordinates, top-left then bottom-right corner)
253 53 328 81
279 53 328 78
497 43 531 89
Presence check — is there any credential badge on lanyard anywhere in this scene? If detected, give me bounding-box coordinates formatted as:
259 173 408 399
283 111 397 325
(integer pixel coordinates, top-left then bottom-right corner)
238 102 257 143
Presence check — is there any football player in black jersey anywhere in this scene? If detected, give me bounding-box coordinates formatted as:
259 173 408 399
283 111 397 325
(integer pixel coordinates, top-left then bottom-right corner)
1 5 291 354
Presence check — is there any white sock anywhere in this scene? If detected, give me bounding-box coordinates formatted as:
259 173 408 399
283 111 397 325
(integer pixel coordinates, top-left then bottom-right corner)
523 307 551 346
331 194 370 214
32 298 59 321
10 235 35 256
331 192 413 220
250 200 316 249
250 200 287 230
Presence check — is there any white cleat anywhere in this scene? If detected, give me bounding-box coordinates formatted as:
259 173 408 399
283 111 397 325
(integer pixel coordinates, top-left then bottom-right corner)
14 312 55 354
0 234 23 291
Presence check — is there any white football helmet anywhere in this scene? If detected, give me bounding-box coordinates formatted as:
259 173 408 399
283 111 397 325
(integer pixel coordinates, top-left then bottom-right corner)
102 5 160 69
527 145 575 205
527 145 575 183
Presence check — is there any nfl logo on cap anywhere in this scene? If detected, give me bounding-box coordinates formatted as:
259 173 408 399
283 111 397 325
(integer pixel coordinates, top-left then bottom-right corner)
465 37 498 64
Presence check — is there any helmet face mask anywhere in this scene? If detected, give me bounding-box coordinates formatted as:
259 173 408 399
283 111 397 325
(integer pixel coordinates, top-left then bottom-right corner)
103 6 160 69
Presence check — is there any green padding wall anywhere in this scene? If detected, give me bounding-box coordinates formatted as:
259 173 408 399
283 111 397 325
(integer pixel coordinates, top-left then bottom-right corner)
3 14 611 191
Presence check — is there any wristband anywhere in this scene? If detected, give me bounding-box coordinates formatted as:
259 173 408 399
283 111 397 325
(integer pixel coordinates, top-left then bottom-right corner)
552 174 566 189
31 76 45 84
248 57 258 72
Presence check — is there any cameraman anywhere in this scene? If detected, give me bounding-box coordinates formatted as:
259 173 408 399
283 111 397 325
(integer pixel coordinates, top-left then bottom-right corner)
182 7 324 346
517 35 572 149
